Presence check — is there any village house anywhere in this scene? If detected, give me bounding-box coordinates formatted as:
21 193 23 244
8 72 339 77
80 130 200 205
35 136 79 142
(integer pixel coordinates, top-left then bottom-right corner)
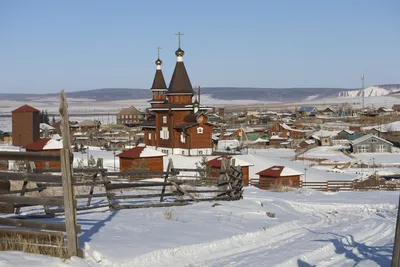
318 107 337 117
377 107 394 116
11 104 40 147
117 106 144 126
296 106 318 117
268 122 310 140
142 41 214 155
23 137 63 169
79 120 101 132
392 104 400 113
206 156 253 186
336 129 355 140
40 123 56 138
256 165 303 189
350 134 393 153
116 145 166 173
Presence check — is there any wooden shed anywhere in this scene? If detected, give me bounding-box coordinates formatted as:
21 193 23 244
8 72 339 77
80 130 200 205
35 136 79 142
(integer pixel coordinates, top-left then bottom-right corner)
256 165 303 189
23 137 63 169
207 156 253 186
116 145 166 173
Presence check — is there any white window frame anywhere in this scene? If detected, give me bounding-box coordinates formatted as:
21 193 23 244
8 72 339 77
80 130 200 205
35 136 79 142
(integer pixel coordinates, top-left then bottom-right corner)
198 151 203 155
357 145 370 153
197 127 203 134
148 133 151 140
376 144 385 152
272 132 276 136
160 127 169 140
163 116 167 123
180 132 186 143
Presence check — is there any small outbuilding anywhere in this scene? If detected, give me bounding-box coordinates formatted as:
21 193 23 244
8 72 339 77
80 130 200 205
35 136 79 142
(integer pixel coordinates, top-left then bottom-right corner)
116 145 166 173
256 165 303 189
207 156 253 186
23 137 63 169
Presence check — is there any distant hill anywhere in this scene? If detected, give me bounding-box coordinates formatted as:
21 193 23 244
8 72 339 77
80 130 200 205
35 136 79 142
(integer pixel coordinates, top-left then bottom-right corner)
337 85 400 98
0 85 399 102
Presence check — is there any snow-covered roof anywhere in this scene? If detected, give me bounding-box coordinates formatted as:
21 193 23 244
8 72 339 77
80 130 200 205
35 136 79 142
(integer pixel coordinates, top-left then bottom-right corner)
40 123 55 131
51 134 62 140
304 140 315 145
270 135 287 140
351 134 393 146
117 146 166 158
253 138 268 143
256 165 303 177
43 139 63 150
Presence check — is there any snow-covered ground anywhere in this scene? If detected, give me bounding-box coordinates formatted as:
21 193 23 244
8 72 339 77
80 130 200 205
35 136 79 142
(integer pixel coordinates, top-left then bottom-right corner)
354 153 400 166
1 188 397 267
301 146 352 164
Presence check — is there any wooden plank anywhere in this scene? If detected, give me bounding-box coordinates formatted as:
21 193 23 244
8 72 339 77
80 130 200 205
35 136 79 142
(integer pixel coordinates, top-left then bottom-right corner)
0 151 64 162
168 180 198 202
0 203 14 213
59 90 79 258
34 168 107 173
51 193 114 199
0 195 65 206
0 172 65 183
115 201 189 210
107 171 175 176
391 194 400 267
0 217 81 233
113 193 177 200
106 182 175 190
47 203 111 214
160 159 172 202
14 180 28 214
2 187 46 195
86 172 98 207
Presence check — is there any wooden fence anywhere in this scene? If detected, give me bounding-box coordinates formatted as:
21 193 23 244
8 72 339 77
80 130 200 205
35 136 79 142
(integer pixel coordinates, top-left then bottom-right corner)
250 179 400 191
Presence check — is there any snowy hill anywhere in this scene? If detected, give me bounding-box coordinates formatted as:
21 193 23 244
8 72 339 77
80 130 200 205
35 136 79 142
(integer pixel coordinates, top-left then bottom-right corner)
337 86 400 98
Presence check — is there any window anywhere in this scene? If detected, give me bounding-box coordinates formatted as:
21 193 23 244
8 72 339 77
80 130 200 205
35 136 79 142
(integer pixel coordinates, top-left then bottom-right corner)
198 151 203 155
129 115 132 118
148 133 152 140
272 132 276 136
376 144 385 152
162 149 169 155
197 127 203 134
180 132 185 143
357 145 370 153
286 132 290 136
278 132 282 136
163 116 167 123
181 150 185 155
160 127 169 140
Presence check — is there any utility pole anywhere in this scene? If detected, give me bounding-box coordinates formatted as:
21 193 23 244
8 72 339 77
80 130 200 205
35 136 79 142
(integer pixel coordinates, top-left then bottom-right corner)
361 74 365 110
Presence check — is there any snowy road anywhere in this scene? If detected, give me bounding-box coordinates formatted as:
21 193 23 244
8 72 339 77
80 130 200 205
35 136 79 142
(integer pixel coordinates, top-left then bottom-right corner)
0 189 397 267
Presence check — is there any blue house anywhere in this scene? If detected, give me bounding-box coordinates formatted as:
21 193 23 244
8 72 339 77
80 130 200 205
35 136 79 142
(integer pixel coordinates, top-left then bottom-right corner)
298 106 318 116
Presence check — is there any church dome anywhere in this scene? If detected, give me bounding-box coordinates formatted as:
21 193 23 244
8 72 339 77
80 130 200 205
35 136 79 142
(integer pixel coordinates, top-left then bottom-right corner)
175 48 185 57
155 58 162 65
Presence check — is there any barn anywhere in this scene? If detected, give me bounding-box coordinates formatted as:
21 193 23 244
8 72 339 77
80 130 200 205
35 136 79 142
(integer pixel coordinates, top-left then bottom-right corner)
116 145 166 173
256 165 303 189
207 156 253 186
23 137 63 169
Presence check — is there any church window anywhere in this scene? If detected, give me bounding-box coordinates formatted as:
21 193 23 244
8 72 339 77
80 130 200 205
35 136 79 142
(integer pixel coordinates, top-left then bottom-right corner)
160 127 169 140
180 132 186 143
163 116 167 123
197 127 203 134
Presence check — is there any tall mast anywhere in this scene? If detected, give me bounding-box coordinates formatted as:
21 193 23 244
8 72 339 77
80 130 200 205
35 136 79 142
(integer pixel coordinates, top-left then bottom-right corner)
361 74 365 109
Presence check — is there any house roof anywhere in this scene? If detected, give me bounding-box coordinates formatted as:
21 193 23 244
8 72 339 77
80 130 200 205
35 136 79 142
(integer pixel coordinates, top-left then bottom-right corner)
79 120 100 127
151 68 167 90
119 106 142 115
23 137 63 151
298 106 315 112
12 105 39 113
392 104 400 111
351 134 393 146
116 146 166 159
40 123 55 131
168 54 194 95
256 165 303 178
207 156 253 168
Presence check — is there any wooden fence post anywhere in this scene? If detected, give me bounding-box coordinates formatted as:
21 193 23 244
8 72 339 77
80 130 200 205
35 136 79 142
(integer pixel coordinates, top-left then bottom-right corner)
160 159 172 202
392 195 400 267
59 90 79 258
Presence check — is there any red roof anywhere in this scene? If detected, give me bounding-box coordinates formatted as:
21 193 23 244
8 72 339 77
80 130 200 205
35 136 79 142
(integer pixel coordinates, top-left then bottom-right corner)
116 147 146 159
207 156 232 168
23 138 51 151
12 105 40 113
256 166 285 178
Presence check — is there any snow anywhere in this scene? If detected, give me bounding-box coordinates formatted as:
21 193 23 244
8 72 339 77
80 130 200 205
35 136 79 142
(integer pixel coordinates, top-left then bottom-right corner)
304 94 320 101
301 146 352 164
354 153 400 165
139 147 166 158
362 121 400 132
42 139 63 150
0 188 397 267
280 166 304 176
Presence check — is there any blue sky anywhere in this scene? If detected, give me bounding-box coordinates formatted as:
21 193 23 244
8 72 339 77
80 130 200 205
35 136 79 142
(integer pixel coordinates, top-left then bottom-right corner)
0 0 399 93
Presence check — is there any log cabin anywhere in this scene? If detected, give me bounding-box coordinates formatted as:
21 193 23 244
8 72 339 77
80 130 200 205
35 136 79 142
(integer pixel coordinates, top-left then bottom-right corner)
116 145 166 173
23 137 63 169
256 165 303 189
142 40 214 155
207 156 253 186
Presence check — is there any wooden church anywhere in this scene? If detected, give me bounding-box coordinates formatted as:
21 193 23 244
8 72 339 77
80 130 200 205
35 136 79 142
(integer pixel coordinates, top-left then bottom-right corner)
142 33 214 156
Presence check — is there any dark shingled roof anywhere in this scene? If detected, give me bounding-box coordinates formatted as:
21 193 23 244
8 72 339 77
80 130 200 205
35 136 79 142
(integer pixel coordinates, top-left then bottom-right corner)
151 69 167 89
141 120 156 128
168 62 194 94
12 104 40 113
